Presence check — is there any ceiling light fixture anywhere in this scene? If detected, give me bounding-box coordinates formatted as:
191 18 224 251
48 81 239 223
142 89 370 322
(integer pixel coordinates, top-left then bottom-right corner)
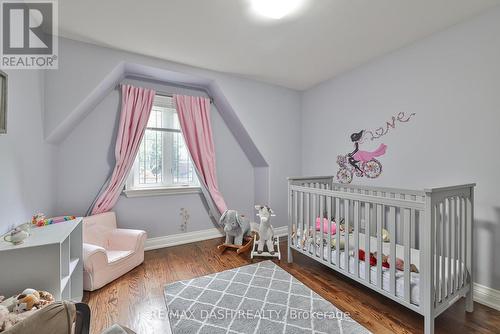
250 0 305 20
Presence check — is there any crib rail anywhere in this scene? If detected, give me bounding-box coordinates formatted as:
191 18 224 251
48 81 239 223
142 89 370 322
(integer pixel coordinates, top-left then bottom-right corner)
289 176 426 201
287 177 475 320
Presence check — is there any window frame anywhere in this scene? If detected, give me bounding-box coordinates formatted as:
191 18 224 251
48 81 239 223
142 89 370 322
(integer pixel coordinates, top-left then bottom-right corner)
124 94 201 197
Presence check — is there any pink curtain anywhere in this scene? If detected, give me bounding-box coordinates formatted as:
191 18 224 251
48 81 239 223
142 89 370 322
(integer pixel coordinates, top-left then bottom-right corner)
91 85 156 215
174 95 228 214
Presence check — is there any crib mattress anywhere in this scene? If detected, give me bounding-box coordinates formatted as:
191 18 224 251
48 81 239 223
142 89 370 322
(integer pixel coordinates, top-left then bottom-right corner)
321 232 420 266
296 232 466 306
296 232 422 304
327 246 420 305
296 246 421 305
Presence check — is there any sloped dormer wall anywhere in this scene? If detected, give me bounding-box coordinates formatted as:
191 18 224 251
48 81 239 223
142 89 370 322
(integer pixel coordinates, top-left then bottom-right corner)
46 38 302 236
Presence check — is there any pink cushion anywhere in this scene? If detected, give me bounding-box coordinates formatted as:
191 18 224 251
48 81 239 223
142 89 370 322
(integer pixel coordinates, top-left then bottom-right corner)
82 212 147 291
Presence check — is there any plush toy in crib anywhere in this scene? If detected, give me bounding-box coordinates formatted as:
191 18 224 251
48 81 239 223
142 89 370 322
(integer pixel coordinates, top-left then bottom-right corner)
353 250 419 273
315 217 354 235
337 219 352 234
296 228 307 248
295 227 321 249
291 224 297 243
330 238 346 250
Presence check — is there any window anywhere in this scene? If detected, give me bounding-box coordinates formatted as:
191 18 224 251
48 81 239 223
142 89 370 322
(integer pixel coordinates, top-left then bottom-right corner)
125 95 199 197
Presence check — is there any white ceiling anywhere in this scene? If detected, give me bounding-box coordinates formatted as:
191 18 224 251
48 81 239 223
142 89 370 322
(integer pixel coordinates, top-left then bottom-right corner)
59 0 500 90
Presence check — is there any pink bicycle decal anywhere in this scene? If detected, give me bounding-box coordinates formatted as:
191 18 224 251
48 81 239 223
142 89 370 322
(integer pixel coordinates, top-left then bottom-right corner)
336 154 383 184
336 130 387 184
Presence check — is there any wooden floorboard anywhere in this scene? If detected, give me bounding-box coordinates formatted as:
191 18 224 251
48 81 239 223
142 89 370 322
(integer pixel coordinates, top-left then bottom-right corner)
84 238 500 334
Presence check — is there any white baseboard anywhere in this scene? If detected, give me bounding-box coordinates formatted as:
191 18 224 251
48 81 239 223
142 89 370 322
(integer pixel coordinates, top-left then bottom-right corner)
145 228 223 251
473 283 500 311
145 226 289 251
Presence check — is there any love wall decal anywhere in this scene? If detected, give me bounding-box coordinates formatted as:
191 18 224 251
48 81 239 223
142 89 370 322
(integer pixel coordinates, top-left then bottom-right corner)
364 112 416 141
336 112 416 184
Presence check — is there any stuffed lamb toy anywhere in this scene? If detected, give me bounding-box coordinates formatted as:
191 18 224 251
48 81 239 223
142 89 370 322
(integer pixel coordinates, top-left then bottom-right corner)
219 210 251 245
255 205 275 254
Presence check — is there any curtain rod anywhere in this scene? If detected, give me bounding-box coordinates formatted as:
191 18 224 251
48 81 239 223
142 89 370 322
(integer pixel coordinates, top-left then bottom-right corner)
155 91 214 104
117 83 214 104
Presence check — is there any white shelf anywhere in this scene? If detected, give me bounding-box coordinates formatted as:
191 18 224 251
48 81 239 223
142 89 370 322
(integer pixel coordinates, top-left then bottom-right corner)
70 258 79 273
0 218 83 302
0 220 81 251
61 258 80 291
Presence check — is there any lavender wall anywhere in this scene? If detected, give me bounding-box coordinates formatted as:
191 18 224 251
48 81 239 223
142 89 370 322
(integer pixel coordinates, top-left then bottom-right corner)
301 8 500 289
49 38 302 235
55 85 255 236
0 71 55 235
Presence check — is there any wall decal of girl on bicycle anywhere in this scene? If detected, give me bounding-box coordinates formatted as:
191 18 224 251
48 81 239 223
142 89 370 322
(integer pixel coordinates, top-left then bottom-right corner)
336 112 416 184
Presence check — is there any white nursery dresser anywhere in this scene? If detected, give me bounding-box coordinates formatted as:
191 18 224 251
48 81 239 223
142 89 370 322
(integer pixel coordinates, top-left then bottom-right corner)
0 218 83 301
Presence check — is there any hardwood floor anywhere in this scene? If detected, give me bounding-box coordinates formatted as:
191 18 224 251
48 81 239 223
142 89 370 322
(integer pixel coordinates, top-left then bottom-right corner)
83 238 500 334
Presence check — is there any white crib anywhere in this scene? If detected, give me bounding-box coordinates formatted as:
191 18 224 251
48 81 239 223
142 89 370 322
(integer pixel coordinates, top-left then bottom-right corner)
287 176 475 334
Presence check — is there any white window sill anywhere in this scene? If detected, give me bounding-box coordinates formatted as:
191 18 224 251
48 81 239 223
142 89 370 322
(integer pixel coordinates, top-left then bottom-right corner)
123 186 201 198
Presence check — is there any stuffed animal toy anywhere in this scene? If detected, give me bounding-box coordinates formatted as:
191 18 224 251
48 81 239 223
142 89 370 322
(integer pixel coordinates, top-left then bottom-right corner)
31 213 46 227
255 205 276 255
350 250 419 273
316 217 337 234
38 291 54 306
297 229 306 248
291 224 305 248
13 289 54 313
14 289 39 313
291 224 297 243
337 218 352 234
382 228 390 242
32 213 76 227
219 210 251 245
0 289 55 332
330 237 346 250
315 235 329 248
378 252 419 273
14 294 38 313
300 228 314 249
295 227 323 249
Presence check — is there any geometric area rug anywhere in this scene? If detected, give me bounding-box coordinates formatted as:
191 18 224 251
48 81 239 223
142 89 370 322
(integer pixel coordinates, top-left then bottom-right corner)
164 260 370 334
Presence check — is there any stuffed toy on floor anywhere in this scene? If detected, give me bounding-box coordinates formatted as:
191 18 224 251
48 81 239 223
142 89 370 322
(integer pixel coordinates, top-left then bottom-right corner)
219 210 251 245
0 289 54 332
255 205 276 254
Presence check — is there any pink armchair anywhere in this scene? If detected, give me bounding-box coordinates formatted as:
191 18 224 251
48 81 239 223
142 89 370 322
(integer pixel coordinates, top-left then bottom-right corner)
82 212 147 291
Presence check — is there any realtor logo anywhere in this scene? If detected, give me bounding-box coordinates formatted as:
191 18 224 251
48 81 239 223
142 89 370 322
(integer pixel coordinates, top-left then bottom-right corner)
1 0 58 69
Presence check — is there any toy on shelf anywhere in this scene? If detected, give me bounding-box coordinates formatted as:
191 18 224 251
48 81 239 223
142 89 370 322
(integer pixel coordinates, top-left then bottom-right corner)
3 227 29 245
217 210 254 254
251 205 281 260
31 213 76 227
